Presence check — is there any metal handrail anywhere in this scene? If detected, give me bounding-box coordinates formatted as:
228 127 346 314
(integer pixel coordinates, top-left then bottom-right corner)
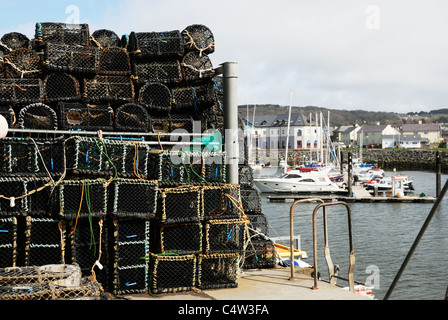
312 201 355 292
289 198 325 280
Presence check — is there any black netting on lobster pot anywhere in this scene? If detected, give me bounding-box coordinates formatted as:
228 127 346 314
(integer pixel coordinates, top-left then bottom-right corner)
0 32 30 57
148 114 194 140
0 106 15 128
18 103 58 130
91 29 121 48
127 31 184 58
57 101 114 131
35 22 90 46
0 216 17 268
171 80 216 114
3 48 42 78
44 43 99 75
182 24 215 55
115 103 149 132
131 59 182 85
181 51 215 83
98 47 131 76
138 82 172 114
83 75 135 103
43 73 81 102
0 78 43 104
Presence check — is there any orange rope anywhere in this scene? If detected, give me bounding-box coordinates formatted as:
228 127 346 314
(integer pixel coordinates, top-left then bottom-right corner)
70 180 85 236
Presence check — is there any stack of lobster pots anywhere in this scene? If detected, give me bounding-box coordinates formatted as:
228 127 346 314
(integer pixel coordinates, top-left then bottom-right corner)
0 21 272 299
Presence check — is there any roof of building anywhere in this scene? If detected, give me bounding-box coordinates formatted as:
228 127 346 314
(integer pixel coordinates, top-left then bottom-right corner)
402 123 440 132
245 113 308 127
359 125 388 132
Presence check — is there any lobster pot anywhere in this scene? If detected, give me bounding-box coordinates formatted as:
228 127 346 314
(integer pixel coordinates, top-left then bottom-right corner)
149 113 194 139
131 59 182 85
98 46 131 75
54 179 108 220
0 106 15 128
203 151 226 183
3 48 41 78
35 22 90 46
91 29 121 48
24 216 64 266
197 253 238 290
0 138 65 177
138 82 172 114
241 236 276 269
0 178 28 216
110 179 158 219
171 80 216 114
127 31 184 58
148 253 196 294
203 219 246 255
111 217 150 295
182 24 215 55
83 75 135 103
25 178 53 216
57 101 113 131
157 186 201 223
44 43 98 74
67 217 109 288
202 184 242 221
0 32 30 56
0 78 43 104
239 164 254 187
246 213 269 237
181 51 215 83
43 73 81 102
114 103 149 132
0 217 17 268
240 188 262 214
147 150 188 183
18 103 58 130
154 222 202 255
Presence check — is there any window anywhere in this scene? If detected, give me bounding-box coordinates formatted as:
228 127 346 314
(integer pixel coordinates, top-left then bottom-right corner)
297 129 302 136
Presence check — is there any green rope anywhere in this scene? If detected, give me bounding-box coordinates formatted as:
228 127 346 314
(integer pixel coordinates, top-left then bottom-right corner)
93 138 118 182
84 179 96 255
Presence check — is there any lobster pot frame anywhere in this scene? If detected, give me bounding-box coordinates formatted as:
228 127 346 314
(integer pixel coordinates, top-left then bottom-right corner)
83 75 135 103
110 179 158 219
67 218 109 288
202 184 242 221
182 24 215 55
203 219 246 255
197 253 238 290
241 236 276 270
131 59 182 84
171 80 216 114
4 48 41 78
246 213 269 237
24 216 64 266
25 178 53 216
0 138 65 177
203 151 226 183
43 73 81 102
114 103 150 132
65 137 151 178
0 78 43 104
240 187 262 214
54 179 108 220
148 150 188 183
0 106 15 128
155 222 202 255
0 32 30 56
181 51 215 83
128 31 184 58
91 29 121 48
148 253 196 294
18 103 58 130
111 217 150 295
0 178 28 216
0 217 17 268
98 46 131 76
149 113 194 139
44 43 99 75
157 186 201 223
35 22 90 46
57 101 114 131
138 82 172 114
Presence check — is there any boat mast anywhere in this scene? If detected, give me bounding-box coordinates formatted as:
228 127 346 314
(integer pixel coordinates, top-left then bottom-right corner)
284 90 292 173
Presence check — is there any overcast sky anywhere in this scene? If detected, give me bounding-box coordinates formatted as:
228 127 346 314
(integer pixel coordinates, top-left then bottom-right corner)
1 0 447 113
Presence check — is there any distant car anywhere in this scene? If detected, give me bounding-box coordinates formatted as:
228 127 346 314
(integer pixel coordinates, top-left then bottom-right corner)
333 142 346 148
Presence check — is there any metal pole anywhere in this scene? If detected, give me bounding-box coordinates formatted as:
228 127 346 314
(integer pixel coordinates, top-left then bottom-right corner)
222 62 239 185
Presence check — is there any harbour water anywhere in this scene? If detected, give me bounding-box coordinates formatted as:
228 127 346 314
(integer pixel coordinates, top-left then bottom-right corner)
255 169 448 300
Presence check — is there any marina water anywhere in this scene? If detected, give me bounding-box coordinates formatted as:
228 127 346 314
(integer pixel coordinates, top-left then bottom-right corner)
256 169 448 300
